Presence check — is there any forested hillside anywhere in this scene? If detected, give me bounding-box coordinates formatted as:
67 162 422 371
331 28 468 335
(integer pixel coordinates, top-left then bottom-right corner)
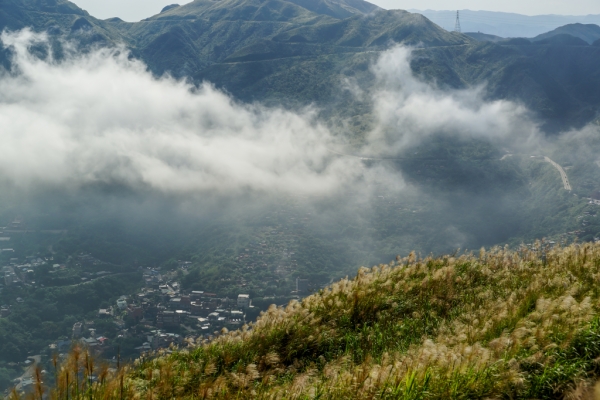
2 0 600 130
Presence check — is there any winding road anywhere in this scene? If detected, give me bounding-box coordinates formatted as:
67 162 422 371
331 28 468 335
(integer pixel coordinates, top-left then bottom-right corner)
329 148 573 191
544 156 572 191
500 154 572 191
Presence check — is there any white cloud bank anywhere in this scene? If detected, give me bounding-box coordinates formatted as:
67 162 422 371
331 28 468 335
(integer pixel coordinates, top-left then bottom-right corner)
0 31 545 199
0 30 364 195
368 46 541 154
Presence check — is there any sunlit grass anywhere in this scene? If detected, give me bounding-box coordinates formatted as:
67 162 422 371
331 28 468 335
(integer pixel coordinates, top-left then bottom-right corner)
11 241 600 399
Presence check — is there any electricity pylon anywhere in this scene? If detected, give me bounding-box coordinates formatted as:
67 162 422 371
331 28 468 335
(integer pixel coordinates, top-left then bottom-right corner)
454 10 461 33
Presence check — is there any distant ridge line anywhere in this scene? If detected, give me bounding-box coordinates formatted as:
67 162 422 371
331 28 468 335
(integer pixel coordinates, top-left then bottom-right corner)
409 9 600 37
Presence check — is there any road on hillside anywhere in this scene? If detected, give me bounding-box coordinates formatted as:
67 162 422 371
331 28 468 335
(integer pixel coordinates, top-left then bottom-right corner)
220 44 472 65
544 156 572 191
67 272 136 287
500 154 572 191
330 149 573 191
14 355 41 392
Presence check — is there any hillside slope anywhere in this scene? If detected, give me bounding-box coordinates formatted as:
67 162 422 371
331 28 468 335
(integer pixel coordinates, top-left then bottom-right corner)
109 6 470 78
4 0 600 130
533 23 600 45
0 0 88 31
50 242 600 399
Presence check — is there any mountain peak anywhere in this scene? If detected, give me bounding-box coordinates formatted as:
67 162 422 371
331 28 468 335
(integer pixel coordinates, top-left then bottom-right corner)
286 0 380 19
148 0 379 22
160 4 180 13
10 0 88 15
0 0 89 33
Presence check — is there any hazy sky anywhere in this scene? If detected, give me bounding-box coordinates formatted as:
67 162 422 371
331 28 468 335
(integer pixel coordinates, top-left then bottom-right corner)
71 0 600 22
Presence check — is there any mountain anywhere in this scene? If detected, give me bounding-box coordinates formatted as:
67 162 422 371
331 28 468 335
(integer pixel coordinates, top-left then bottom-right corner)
410 9 600 38
285 0 380 19
160 4 180 13
108 9 600 131
6 2 600 389
532 23 600 44
0 0 129 49
52 242 600 399
269 10 467 47
4 0 600 131
107 2 468 78
413 40 600 130
0 0 86 31
149 0 381 20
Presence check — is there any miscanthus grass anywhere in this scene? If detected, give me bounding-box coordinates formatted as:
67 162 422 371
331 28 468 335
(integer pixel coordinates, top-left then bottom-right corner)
12 242 600 399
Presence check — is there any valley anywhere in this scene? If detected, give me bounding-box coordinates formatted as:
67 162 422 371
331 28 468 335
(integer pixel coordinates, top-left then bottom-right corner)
1 0 600 397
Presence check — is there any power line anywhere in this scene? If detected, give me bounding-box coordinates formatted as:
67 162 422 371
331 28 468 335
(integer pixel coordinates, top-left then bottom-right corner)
454 10 462 33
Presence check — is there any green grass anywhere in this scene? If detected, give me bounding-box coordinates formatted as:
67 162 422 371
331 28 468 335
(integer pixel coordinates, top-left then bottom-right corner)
14 242 600 399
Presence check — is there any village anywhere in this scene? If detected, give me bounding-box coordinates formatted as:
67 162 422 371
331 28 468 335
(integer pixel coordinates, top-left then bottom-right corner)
0 212 320 396
1 253 312 396
0 249 311 350
65 272 261 355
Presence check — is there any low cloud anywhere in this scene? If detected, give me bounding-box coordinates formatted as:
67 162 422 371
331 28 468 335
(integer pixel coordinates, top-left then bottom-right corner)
365 46 542 155
0 31 548 199
0 30 574 253
0 30 366 196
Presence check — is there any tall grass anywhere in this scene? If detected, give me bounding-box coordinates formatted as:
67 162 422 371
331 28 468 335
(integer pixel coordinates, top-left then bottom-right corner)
10 242 600 399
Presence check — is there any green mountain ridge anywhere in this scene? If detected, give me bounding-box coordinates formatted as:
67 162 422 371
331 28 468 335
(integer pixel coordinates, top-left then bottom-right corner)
3 0 600 131
535 33 590 46
285 0 380 18
533 23 600 45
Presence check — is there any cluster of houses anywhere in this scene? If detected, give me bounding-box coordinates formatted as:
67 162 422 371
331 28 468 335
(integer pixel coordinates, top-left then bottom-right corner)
68 321 110 354
1 256 46 288
65 282 255 356
140 287 253 335
587 192 600 206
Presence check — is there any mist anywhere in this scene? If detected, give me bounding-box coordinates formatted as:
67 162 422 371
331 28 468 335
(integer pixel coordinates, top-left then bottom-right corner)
365 46 542 155
0 30 367 197
0 30 546 197
0 28 584 271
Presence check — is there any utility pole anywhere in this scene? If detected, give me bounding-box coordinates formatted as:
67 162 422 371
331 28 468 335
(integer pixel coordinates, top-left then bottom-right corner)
454 10 461 33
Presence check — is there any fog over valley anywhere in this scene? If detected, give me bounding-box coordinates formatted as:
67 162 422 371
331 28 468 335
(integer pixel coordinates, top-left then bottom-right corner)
2 0 600 396
0 28 559 260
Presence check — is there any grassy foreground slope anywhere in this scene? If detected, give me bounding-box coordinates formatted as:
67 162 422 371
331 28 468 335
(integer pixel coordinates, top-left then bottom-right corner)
36 243 600 399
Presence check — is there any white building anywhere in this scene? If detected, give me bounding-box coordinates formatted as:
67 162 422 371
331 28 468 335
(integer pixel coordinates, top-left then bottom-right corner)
237 294 250 309
72 322 83 338
116 298 127 310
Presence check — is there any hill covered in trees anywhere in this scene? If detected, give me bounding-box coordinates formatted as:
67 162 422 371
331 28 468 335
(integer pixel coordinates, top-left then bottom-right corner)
4 0 600 131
